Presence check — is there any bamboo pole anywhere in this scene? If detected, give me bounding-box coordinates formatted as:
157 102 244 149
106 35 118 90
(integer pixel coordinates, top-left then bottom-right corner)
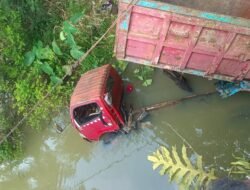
133 91 216 114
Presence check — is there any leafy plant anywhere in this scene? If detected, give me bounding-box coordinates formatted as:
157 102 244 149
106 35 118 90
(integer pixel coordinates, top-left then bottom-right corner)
112 60 128 74
229 155 250 178
60 14 85 60
148 145 217 189
0 0 117 163
0 87 23 162
24 41 62 84
23 11 85 82
0 8 25 162
134 65 154 87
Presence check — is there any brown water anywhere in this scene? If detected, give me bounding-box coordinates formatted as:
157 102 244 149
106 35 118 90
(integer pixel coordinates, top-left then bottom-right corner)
0 64 249 190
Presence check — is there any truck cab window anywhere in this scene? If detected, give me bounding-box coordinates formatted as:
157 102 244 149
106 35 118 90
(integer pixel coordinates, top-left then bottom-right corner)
106 76 114 93
73 103 100 126
105 76 114 106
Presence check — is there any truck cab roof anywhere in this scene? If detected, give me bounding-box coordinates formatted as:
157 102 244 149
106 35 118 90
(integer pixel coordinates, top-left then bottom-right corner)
70 64 111 109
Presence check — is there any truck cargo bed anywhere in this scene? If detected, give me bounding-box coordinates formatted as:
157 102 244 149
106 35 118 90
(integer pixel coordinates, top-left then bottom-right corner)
158 0 250 19
115 0 250 82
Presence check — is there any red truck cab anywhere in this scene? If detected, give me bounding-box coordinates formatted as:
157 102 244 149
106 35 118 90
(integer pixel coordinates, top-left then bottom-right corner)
70 64 124 141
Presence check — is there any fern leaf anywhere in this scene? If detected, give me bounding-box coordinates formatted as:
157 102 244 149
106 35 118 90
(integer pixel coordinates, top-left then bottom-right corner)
153 162 161 170
147 145 217 189
231 170 249 174
172 146 184 166
181 171 191 186
229 156 250 177
182 145 193 169
231 161 250 168
159 165 171 176
185 174 195 188
177 169 191 185
156 149 164 161
171 146 190 183
204 169 216 188
160 146 171 162
170 168 182 182
196 155 203 171
196 173 208 188
147 155 158 163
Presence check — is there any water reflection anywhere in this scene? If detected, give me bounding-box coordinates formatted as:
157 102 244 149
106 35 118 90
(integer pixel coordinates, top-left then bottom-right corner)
12 156 35 175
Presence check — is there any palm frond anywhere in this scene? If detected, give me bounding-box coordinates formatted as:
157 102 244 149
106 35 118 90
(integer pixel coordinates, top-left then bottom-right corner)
147 145 217 189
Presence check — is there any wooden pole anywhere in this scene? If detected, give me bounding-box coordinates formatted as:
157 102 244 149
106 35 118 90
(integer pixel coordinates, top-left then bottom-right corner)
133 91 216 114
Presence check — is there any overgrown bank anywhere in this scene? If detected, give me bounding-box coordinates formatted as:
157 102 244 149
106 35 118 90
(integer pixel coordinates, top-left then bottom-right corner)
0 0 116 162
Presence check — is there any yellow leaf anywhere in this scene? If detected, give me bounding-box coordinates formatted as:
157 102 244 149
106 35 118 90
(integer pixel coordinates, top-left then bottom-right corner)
153 162 161 170
196 155 203 171
172 146 184 166
182 145 193 169
147 155 158 163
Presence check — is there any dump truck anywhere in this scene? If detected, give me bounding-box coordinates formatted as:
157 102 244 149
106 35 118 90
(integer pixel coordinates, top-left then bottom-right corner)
115 0 250 95
70 0 250 140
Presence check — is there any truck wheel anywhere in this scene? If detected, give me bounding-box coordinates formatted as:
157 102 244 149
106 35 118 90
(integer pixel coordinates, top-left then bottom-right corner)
163 70 193 92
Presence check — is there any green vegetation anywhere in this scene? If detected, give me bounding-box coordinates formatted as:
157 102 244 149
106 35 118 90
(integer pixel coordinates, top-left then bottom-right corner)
133 65 154 87
229 155 250 178
0 7 26 161
148 145 217 190
148 145 250 189
0 0 116 162
112 60 128 74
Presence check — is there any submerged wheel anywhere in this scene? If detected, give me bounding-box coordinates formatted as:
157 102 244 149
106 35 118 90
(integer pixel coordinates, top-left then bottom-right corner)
100 132 118 144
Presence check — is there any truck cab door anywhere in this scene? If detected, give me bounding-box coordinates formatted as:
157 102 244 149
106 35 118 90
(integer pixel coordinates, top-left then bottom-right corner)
73 103 107 141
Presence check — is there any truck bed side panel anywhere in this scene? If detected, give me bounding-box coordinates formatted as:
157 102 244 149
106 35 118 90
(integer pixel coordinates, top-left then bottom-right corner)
115 0 250 81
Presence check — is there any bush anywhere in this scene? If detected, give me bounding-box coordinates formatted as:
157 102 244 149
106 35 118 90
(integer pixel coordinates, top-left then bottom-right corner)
0 8 25 162
0 0 116 162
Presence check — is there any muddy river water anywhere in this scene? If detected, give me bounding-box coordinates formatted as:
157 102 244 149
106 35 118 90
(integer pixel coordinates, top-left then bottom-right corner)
0 64 249 190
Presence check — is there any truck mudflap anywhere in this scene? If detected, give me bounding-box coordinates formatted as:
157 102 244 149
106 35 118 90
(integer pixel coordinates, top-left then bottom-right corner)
216 81 250 98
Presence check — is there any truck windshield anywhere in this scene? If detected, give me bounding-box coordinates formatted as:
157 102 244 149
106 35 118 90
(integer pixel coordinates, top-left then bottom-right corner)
73 103 100 126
